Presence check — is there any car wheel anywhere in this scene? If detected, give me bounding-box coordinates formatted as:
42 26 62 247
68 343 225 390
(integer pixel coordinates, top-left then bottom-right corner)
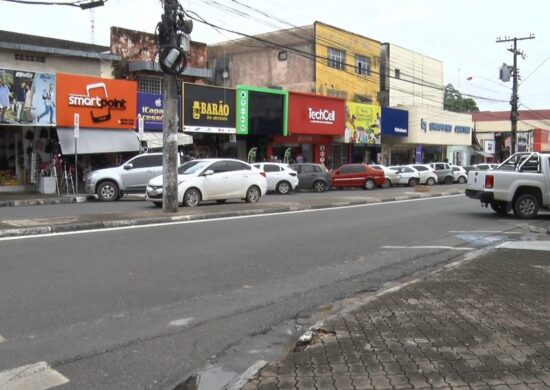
444 176 454 185
216 199 226 204
313 180 327 192
245 185 261 203
490 201 508 215
381 178 391 189
97 181 119 202
408 178 419 187
512 193 539 219
364 179 375 190
276 180 291 194
458 176 467 184
426 177 436 186
183 188 201 207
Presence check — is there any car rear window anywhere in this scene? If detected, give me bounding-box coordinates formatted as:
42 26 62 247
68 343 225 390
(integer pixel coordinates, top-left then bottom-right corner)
340 165 365 174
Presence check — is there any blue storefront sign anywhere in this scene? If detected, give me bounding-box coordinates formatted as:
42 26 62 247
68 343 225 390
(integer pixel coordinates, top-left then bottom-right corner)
381 107 408 136
137 92 181 131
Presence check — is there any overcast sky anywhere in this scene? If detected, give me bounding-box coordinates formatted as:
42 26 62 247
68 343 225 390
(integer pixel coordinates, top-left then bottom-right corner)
2 0 548 112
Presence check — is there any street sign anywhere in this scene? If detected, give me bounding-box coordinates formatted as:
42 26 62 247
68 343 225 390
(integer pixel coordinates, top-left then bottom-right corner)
74 113 80 139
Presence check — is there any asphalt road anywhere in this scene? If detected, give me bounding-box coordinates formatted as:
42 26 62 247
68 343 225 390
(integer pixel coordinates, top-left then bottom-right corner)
0 195 548 389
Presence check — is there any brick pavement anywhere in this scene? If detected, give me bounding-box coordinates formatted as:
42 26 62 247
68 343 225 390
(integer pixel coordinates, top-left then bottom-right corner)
241 248 550 389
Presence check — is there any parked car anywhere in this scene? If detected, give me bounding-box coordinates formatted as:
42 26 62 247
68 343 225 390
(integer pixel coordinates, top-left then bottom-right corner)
146 159 267 207
371 164 400 188
252 162 299 194
428 162 455 184
473 163 500 170
331 164 385 190
289 163 332 192
451 165 468 184
388 166 421 186
408 164 438 185
85 152 182 201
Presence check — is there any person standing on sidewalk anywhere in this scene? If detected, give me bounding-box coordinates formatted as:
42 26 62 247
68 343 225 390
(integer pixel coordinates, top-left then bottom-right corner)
0 78 11 123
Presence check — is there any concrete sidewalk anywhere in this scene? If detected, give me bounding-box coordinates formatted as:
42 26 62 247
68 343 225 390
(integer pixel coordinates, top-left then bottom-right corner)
237 246 550 390
0 188 465 238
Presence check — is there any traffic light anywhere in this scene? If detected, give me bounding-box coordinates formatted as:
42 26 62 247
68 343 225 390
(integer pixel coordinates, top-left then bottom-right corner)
157 2 193 75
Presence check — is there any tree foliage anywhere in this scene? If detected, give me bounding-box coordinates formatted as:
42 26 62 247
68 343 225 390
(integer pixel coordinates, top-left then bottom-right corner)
444 84 480 113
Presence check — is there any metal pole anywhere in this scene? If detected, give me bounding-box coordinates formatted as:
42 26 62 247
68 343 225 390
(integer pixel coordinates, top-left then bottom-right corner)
162 0 179 213
74 138 78 194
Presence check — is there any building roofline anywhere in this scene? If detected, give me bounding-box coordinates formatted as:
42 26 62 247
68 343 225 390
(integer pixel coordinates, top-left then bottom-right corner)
314 21 381 44
473 110 550 122
381 42 442 63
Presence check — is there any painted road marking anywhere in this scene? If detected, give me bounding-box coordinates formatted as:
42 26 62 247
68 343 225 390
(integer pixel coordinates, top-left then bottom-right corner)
0 195 463 242
449 230 522 234
497 241 550 251
0 361 68 390
169 317 194 327
383 245 474 251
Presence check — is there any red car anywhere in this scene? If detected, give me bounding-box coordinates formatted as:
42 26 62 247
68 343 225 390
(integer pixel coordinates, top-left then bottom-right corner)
331 164 386 190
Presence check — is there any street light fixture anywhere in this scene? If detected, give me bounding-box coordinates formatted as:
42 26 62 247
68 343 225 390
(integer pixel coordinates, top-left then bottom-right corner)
79 0 104 9
466 75 510 90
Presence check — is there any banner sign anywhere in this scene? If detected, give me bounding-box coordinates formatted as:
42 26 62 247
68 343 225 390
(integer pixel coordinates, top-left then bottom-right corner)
0 68 56 126
56 73 137 129
381 106 408 137
288 92 345 136
182 83 236 134
236 85 288 136
137 92 181 131
344 102 381 144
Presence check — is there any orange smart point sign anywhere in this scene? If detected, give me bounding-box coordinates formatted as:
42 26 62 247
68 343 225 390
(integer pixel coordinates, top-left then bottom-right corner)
56 73 137 129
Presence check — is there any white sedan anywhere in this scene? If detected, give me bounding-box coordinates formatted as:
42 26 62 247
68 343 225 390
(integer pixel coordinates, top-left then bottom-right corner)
252 162 299 194
389 166 421 186
408 164 439 185
146 159 268 207
451 165 468 184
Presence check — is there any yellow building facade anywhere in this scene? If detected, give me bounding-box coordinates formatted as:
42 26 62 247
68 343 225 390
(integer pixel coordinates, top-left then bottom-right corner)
314 22 380 105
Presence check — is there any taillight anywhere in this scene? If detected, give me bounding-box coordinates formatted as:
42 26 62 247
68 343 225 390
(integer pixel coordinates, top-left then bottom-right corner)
485 175 494 189
260 171 266 178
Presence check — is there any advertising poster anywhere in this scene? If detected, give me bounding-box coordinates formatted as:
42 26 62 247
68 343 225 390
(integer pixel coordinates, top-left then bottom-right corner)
0 69 56 125
381 106 408 137
137 92 181 131
56 73 137 129
182 83 236 133
344 102 381 144
287 92 345 136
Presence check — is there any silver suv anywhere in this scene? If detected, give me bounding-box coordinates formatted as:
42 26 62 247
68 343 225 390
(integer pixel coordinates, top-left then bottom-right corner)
85 153 172 201
429 162 454 184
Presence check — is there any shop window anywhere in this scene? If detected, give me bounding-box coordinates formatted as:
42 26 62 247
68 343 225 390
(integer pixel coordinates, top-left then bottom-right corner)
356 55 370 76
328 48 346 71
138 75 163 94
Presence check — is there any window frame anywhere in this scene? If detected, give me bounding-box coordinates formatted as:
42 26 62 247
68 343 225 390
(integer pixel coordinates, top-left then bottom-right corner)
328 47 346 71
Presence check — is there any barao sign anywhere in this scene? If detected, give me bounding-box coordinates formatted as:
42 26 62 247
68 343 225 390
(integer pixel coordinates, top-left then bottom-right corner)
182 83 236 134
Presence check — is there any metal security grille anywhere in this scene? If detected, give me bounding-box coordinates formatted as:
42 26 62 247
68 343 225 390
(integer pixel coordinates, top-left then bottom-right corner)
138 75 163 94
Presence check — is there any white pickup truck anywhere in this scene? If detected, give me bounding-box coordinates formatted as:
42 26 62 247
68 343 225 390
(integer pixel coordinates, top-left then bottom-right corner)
465 152 550 219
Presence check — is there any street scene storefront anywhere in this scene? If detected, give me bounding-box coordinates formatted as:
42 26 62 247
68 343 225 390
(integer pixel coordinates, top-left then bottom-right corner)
182 83 236 159
0 68 57 193
236 85 288 162
384 106 472 165
55 73 139 190
379 106 409 166
275 91 345 167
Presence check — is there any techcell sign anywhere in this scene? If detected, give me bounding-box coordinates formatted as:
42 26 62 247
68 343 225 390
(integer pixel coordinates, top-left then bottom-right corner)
308 108 336 124
288 92 345 135
381 107 409 137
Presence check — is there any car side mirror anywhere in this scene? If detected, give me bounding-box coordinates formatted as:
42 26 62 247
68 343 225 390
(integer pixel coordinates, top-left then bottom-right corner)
123 163 133 170
201 169 214 176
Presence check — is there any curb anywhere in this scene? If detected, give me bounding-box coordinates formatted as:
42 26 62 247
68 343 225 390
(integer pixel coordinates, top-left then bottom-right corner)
0 191 464 238
0 195 90 208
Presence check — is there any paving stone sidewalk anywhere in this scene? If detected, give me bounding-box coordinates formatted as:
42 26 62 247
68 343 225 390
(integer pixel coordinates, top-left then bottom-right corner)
241 248 550 389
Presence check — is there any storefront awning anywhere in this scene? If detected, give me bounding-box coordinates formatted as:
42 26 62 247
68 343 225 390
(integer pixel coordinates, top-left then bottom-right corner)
140 132 193 149
57 128 139 155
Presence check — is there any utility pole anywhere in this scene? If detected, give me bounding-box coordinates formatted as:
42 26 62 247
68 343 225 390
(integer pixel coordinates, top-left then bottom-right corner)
496 34 535 154
161 0 179 213
158 0 192 212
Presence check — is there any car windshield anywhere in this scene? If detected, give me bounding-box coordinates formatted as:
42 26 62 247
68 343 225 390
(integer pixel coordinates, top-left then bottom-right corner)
178 160 210 175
